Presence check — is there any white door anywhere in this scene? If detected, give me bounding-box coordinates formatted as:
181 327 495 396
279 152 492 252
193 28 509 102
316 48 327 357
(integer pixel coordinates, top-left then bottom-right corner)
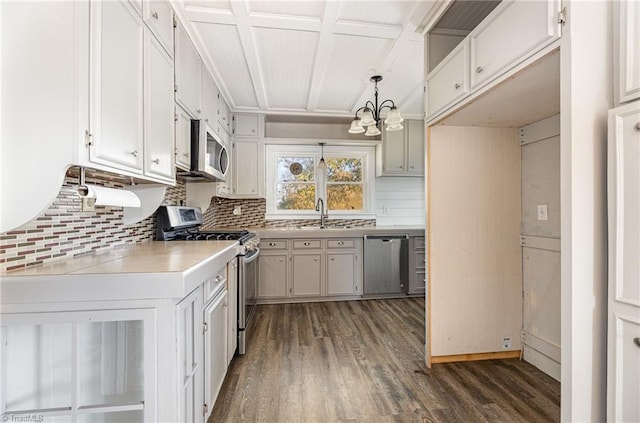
175 22 201 118
175 105 192 171
203 289 228 421
382 127 406 174
607 100 640 422
144 30 175 182
89 0 144 174
234 139 261 196
177 287 204 423
257 254 288 298
326 252 356 296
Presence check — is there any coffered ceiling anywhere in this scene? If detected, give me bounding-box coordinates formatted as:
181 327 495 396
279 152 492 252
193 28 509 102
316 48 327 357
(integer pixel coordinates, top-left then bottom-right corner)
175 0 436 119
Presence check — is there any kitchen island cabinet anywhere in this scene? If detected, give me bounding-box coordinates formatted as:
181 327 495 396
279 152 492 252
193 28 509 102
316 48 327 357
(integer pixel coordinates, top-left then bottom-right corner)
0 241 239 423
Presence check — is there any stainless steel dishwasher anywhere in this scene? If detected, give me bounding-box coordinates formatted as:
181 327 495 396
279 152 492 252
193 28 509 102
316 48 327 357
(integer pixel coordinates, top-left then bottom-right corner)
363 234 409 295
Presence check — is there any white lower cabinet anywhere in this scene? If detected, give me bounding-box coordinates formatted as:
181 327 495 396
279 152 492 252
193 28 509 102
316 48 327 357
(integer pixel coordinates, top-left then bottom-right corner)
203 289 228 421
1 309 156 422
292 252 323 297
177 286 204 423
258 238 362 301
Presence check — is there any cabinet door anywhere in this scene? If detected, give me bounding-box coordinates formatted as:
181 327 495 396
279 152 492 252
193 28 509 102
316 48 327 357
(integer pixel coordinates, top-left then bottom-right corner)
234 114 261 137
202 67 219 128
469 0 560 90
326 252 357 296
144 31 175 182
89 0 144 174
618 0 640 103
218 94 231 133
2 309 155 421
175 22 201 118
258 254 288 298
233 138 262 197
175 105 191 170
382 126 407 174
426 39 468 118
406 119 425 174
143 0 173 57
607 100 640 422
203 290 228 422
291 253 322 297
227 259 238 364
177 287 204 423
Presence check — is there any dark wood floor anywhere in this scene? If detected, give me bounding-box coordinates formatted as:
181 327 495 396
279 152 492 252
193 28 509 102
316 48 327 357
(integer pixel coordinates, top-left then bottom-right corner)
210 299 560 423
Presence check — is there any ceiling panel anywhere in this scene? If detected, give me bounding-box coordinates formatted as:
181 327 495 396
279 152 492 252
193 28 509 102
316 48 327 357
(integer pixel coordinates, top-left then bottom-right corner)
184 0 232 11
194 22 259 108
434 1 500 31
249 0 324 19
254 27 319 110
315 34 395 113
337 1 417 27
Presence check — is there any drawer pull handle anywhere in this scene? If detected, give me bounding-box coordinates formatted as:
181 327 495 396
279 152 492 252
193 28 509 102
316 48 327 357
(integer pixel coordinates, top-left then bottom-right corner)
634 337 640 348
215 275 223 281
331 258 335 261
476 66 484 74
304 242 310 246
338 241 344 245
454 82 461 89
130 150 138 157
152 158 160 164
314 257 318 261
269 242 276 246
634 122 640 132
279 258 284 262
152 11 159 19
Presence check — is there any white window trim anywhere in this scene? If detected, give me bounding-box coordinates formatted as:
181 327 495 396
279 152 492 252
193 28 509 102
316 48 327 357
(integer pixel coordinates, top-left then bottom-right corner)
265 144 376 220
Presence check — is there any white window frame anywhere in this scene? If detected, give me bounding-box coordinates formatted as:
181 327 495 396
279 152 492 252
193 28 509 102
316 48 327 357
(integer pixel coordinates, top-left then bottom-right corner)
265 144 376 220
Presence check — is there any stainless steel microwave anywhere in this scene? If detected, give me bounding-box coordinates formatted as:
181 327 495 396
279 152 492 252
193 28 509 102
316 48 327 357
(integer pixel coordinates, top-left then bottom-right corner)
178 120 229 181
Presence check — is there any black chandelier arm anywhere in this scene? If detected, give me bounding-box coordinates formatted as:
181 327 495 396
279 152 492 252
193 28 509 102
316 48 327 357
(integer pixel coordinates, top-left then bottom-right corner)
353 105 369 118
378 99 396 111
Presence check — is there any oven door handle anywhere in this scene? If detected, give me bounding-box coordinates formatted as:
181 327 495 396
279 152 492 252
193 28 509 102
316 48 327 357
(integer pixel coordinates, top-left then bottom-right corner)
243 247 260 264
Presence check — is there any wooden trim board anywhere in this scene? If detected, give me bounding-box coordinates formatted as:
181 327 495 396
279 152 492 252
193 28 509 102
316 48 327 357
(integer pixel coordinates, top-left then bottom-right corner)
431 350 522 364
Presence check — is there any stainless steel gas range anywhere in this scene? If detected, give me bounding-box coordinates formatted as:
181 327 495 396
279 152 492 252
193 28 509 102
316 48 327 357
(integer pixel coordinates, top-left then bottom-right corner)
155 205 260 355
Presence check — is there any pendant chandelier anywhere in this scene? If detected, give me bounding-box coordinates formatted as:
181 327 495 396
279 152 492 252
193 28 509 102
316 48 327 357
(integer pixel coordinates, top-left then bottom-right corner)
348 75 403 136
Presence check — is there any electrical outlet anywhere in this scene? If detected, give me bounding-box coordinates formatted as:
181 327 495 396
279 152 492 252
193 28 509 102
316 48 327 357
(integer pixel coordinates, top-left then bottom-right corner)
502 337 512 349
82 197 96 212
537 204 548 221
232 206 242 216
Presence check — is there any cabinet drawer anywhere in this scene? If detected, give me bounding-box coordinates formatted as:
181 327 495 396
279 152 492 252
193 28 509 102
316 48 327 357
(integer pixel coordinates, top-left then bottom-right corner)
204 266 227 303
327 239 355 249
261 239 288 250
293 239 322 249
143 0 173 57
414 237 426 251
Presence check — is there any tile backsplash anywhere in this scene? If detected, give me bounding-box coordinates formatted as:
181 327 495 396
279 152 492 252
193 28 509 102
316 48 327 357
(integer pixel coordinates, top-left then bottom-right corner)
0 169 186 273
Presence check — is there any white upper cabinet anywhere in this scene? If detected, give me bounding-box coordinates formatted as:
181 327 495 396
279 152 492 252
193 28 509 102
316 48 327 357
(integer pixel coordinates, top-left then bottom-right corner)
202 66 219 127
89 0 144 174
142 0 173 57
406 120 425 174
617 0 640 104
234 114 262 137
218 94 231 134
426 40 468 117
144 31 175 182
469 0 561 90
233 138 264 197
175 21 202 119
175 105 192 171
376 119 424 177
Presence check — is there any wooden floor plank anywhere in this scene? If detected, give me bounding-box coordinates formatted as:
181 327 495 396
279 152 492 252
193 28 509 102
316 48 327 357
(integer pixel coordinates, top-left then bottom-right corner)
210 298 560 423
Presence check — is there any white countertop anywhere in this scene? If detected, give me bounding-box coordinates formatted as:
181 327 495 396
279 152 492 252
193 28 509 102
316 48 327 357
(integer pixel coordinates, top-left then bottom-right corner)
1 241 239 305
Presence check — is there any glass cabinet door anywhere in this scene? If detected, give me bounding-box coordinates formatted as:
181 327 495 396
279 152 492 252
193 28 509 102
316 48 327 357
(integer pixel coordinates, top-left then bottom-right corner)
1 309 155 422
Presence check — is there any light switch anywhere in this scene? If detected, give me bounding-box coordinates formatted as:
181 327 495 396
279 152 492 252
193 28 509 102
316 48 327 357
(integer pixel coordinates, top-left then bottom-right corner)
537 204 548 221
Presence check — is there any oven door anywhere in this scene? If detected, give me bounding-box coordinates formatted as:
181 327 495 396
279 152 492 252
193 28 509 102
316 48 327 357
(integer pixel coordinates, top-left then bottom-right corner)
238 247 259 354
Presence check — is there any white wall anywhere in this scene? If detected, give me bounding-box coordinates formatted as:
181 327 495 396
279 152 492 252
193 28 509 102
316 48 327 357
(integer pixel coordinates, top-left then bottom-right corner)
560 1 612 421
374 177 425 226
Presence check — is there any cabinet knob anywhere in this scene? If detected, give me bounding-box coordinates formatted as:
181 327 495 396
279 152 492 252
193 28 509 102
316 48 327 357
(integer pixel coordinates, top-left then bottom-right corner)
634 122 640 132
304 242 310 246
197 109 201 114
399 165 403 169
338 241 343 245
130 150 138 157
454 82 461 89
215 274 223 281
152 158 160 164
410 165 414 169
634 337 640 348
314 257 318 261
269 242 276 246
152 11 159 19
331 258 335 261
476 66 484 74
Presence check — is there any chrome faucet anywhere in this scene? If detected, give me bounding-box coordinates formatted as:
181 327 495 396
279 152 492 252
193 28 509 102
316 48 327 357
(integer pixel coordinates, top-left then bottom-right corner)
315 198 328 227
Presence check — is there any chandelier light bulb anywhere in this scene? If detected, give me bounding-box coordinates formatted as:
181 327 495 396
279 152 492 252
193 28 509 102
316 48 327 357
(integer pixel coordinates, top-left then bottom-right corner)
364 125 381 136
348 118 365 134
360 109 376 126
386 122 404 131
384 106 403 125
